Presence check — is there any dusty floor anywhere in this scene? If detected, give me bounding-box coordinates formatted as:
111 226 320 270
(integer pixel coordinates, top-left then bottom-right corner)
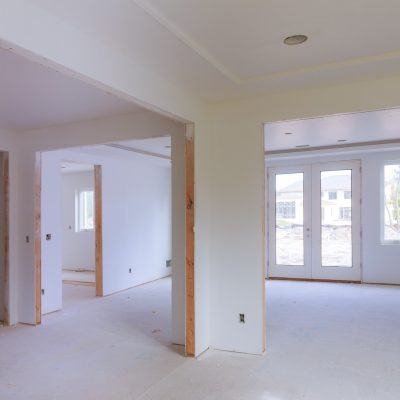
1 278 399 400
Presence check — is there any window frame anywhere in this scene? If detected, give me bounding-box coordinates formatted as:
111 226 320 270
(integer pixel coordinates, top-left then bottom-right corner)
381 161 400 245
75 188 95 232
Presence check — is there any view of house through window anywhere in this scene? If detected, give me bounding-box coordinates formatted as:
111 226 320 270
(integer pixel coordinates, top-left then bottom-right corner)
76 189 94 231
275 173 304 266
383 164 400 242
321 170 352 267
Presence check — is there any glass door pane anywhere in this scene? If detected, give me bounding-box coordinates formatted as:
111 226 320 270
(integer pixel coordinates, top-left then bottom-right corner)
275 173 304 265
320 170 352 267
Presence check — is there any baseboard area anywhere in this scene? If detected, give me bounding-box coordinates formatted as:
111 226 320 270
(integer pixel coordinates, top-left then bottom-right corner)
267 277 361 284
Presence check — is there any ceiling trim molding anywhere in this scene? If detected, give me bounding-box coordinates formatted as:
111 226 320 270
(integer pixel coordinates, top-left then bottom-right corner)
133 1 400 87
106 143 171 160
132 0 241 84
244 50 400 84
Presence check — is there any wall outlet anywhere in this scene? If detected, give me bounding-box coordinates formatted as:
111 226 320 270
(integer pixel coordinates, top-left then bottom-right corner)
239 313 245 323
129 268 132 274
166 259 172 267
46 233 51 241
41 289 45 295
26 236 30 243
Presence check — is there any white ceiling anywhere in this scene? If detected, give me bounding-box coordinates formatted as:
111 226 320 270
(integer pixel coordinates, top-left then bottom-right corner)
0 48 141 131
61 162 94 174
70 136 171 168
265 108 400 152
115 136 171 158
30 0 400 101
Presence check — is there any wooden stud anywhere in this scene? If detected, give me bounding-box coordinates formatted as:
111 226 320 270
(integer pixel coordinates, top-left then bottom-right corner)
2 153 9 325
94 165 103 297
34 153 42 324
261 129 266 353
185 124 195 357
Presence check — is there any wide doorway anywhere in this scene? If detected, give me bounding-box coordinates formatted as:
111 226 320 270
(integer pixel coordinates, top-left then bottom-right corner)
267 160 361 281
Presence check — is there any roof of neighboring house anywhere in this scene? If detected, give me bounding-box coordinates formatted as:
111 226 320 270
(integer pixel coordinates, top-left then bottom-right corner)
279 174 351 193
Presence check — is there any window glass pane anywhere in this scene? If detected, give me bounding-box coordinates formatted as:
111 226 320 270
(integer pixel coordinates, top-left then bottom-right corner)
321 170 352 267
78 190 94 230
384 164 400 241
275 173 304 265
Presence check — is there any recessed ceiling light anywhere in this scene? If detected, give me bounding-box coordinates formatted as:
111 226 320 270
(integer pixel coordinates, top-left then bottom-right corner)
284 132 293 135
295 144 310 148
337 139 347 143
284 35 308 45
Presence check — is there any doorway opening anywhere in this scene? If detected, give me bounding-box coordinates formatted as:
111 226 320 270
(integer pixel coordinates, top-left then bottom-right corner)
60 162 98 289
267 160 361 281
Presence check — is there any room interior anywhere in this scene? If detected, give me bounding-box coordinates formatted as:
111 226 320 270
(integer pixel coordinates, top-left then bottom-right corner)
1 1 400 399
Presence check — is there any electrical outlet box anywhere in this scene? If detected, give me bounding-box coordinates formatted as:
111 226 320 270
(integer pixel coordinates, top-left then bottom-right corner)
129 268 132 274
26 236 30 243
41 289 45 295
166 259 172 267
239 313 245 323
46 234 51 241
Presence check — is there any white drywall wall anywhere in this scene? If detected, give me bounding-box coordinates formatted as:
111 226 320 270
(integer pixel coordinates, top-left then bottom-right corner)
41 151 62 314
40 147 172 314
267 146 400 285
62 171 95 271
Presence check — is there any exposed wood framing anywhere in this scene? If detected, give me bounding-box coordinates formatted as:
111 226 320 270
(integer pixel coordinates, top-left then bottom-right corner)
94 165 103 297
34 153 42 324
261 130 266 353
185 124 195 357
2 153 9 325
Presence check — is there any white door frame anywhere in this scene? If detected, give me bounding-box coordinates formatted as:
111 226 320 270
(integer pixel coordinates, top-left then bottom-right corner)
267 165 312 279
267 160 362 282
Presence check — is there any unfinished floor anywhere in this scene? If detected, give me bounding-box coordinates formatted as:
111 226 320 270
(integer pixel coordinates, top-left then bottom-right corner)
0 279 399 400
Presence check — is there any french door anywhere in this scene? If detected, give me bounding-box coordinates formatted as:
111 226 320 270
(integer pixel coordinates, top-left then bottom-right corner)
267 161 361 281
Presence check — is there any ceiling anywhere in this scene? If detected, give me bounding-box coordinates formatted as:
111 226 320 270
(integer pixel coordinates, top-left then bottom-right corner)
0 47 142 131
70 136 171 168
30 0 400 101
265 108 400 152
61 162 94 174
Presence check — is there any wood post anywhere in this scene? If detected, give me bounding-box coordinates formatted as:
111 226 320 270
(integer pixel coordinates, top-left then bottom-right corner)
185 124 195 356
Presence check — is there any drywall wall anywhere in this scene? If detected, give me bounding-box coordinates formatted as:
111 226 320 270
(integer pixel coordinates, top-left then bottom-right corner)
41 151 62 314
267 146 400 285
62 171 95 271
40 146 172 315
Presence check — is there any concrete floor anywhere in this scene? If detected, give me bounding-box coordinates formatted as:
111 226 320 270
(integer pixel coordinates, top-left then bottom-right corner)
0 279 399 399
62 269 95 284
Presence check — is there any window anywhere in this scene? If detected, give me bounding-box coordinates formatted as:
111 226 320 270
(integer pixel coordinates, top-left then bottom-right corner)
76 190 94 231
339 207 351 220
328 191 337 200
276 201 296 219
383 164 400 242
344 191 352 199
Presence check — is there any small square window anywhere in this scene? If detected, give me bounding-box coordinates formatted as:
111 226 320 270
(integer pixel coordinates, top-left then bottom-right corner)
76 190 94 231
328 191 337 200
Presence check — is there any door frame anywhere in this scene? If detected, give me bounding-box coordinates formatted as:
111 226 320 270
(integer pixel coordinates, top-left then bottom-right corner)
267 159 362 282
267 164 312 279
35 155 103 323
